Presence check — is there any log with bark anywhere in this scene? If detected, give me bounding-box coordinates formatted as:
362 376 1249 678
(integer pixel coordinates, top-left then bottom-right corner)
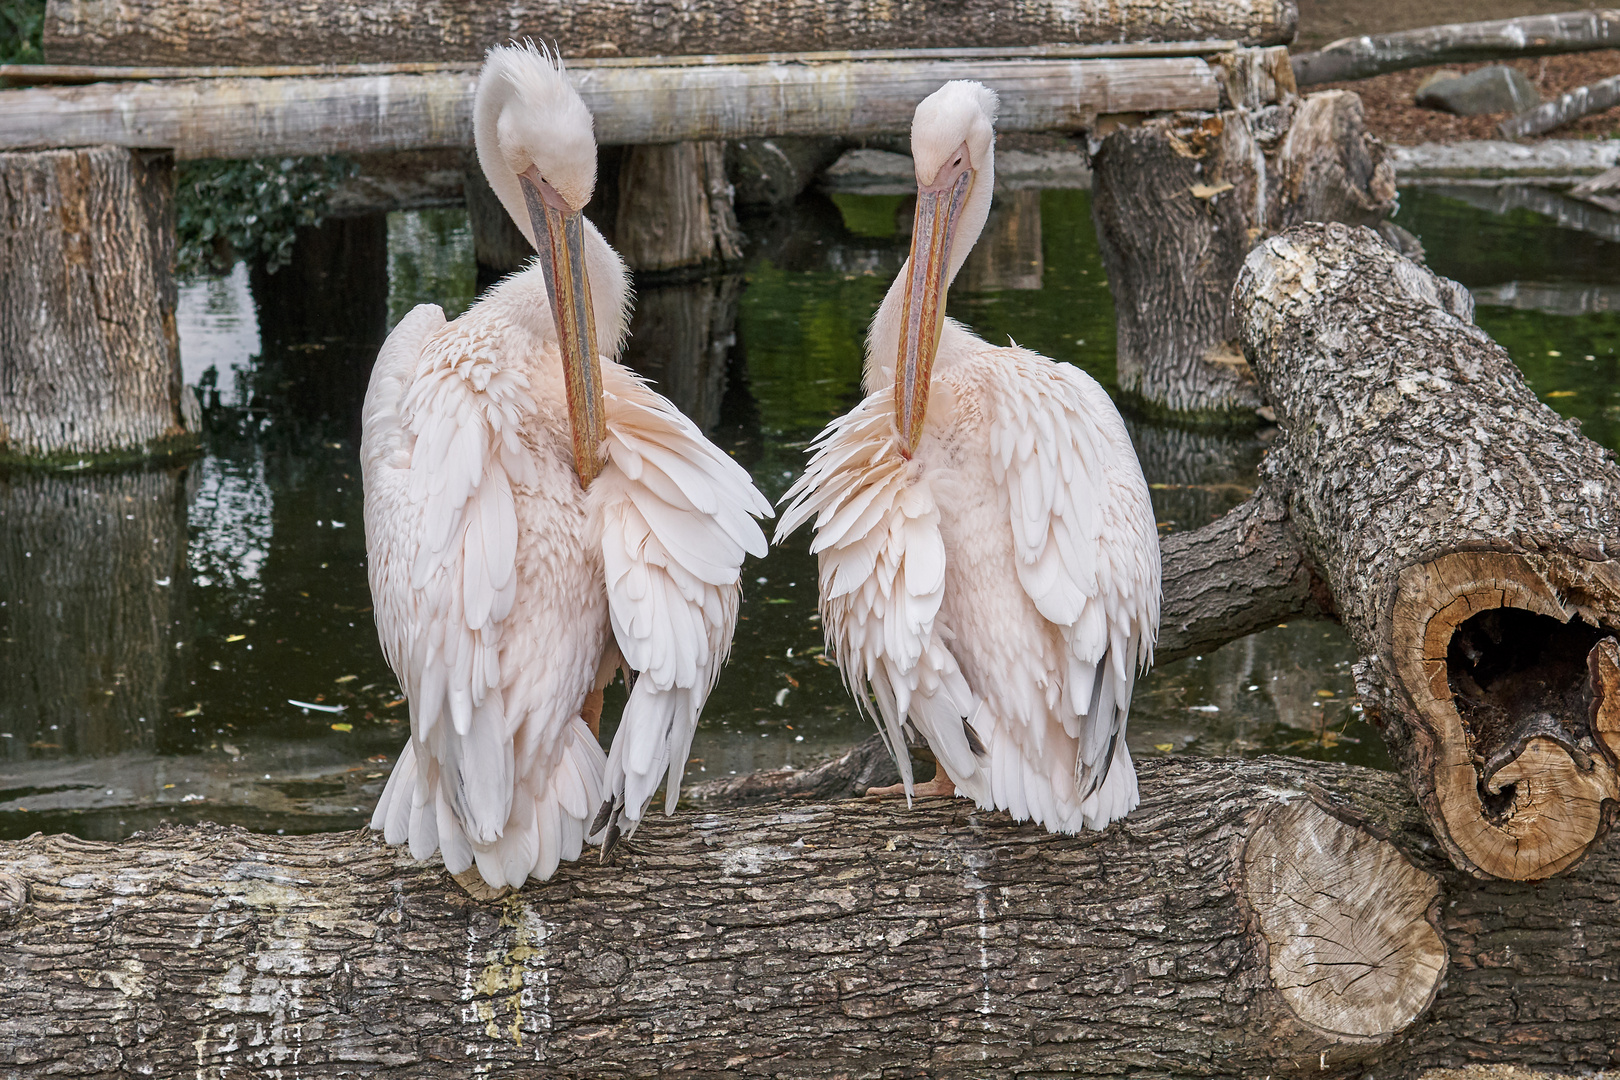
1220 221 1620 882
1292 9 1620 86
1090 90 1397 416
4 753 1619 1078
0 57 1225 159
40 0 1297 67
614 141 743 274
0 146 196 464
1498 73 1620 138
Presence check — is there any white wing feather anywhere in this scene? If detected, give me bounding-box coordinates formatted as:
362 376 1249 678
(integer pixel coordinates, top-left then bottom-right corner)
365 309 606 887
984 350 1160 827
777 393 990 807
592 364 773 839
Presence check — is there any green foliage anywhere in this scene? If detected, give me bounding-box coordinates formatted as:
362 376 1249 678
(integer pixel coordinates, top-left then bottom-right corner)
0 0 44 64
176 156 356 277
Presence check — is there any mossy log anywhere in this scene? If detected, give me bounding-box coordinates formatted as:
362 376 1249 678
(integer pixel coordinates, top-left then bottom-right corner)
0 146 195 464
7 752 1620 1079
1090 90 1397 416
1213 222 1620 882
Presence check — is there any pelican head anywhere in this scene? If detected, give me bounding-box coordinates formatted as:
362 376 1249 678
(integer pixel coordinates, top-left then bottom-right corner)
474 42 621 486
893 80 998 456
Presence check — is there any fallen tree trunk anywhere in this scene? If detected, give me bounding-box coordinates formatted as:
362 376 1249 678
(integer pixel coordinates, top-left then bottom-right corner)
1498 73 1620 138
1292 9 1620 86
1090 90 1396 416
4 755 1619 1077
0 146 196 464
40 0 1297 66
0 57 1222 159
1232 222 1620 882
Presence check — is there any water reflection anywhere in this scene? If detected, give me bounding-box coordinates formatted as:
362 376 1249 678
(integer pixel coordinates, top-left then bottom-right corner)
7 182 1619 837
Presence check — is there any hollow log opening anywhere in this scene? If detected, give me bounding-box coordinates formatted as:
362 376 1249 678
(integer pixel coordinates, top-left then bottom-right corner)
1393 550 1620 880
1447 608 1613 822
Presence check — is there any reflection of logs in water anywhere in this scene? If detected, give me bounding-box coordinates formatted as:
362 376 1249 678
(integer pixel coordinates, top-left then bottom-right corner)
620 275 742 433
0 468 188 759
248 214 389 438
957 189 1043 292
1124 418 1265 532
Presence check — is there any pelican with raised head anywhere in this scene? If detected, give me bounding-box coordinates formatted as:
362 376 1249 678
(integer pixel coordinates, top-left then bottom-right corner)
363 43 772 890
778 81 1161 833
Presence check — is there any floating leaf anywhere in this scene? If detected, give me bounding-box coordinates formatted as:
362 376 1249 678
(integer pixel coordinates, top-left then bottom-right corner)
225 634 246 642
1154 743 1175 753
335 674 357 683
330 722 354 733
1546 390 1576 398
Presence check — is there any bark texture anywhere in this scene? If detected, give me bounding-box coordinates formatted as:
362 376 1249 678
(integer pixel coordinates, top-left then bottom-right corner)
1498 73 1620 138
615 142 743 275
5 754 1620 1078
1234 222 1620 882
1090 90 1396 416
1292 10 1620 86
0 757 1487 1079
0 466 188 762
0 59 1221 159
0 146 193 463
42 0 1297 66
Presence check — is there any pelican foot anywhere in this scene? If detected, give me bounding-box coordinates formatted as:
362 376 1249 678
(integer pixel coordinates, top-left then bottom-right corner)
451 867 515 902
866 774 957 800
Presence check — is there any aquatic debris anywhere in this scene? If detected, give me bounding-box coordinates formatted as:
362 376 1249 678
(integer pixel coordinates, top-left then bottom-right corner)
288 698 346 714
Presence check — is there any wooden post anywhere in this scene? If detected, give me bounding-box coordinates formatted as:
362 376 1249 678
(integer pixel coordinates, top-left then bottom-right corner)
615 141 743 275
1090 90 1396 416
0 146 196 465
1234 221 1620 882
462 151 532 285
0 467 187 760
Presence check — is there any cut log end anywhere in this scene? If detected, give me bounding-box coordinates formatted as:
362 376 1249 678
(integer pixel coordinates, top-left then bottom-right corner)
1243 798 1445 1043
1393 550 1620 880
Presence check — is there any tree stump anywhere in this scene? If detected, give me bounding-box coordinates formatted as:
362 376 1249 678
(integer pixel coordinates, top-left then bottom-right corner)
615 142 743 276
1235 222 1620 882
0 146 195 465
1089 91 1396 417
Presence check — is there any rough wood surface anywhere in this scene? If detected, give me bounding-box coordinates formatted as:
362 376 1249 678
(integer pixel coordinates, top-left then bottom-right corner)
5 753 1620 1078
615 141 742 274
1155 487 1333 666
0 58 1222 159
1498 73 1620 138
41 0 1296 66
1234 222 1620 881
0 146 193 463
0 757 1469 1079
1090 90 1395 415
1292 10 1620 86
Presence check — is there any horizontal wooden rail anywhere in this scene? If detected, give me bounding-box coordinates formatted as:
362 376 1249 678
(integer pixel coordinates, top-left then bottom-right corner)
0 40 1246 86
0 56 1222 158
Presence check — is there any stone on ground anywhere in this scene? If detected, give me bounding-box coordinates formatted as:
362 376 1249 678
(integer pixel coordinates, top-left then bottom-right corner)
1415 65 1541 116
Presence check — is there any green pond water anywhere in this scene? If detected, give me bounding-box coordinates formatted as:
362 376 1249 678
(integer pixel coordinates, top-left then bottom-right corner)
2 182 1616 840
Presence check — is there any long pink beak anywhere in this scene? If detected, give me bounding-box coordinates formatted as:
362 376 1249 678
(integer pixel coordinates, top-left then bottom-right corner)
519 166 606 488
894 143 974 457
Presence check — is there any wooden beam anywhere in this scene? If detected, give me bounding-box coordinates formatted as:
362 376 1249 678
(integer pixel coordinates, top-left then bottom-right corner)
40 0 1296 66
0 41 1248 86
0 57 1222 159
1292 9 1620 86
